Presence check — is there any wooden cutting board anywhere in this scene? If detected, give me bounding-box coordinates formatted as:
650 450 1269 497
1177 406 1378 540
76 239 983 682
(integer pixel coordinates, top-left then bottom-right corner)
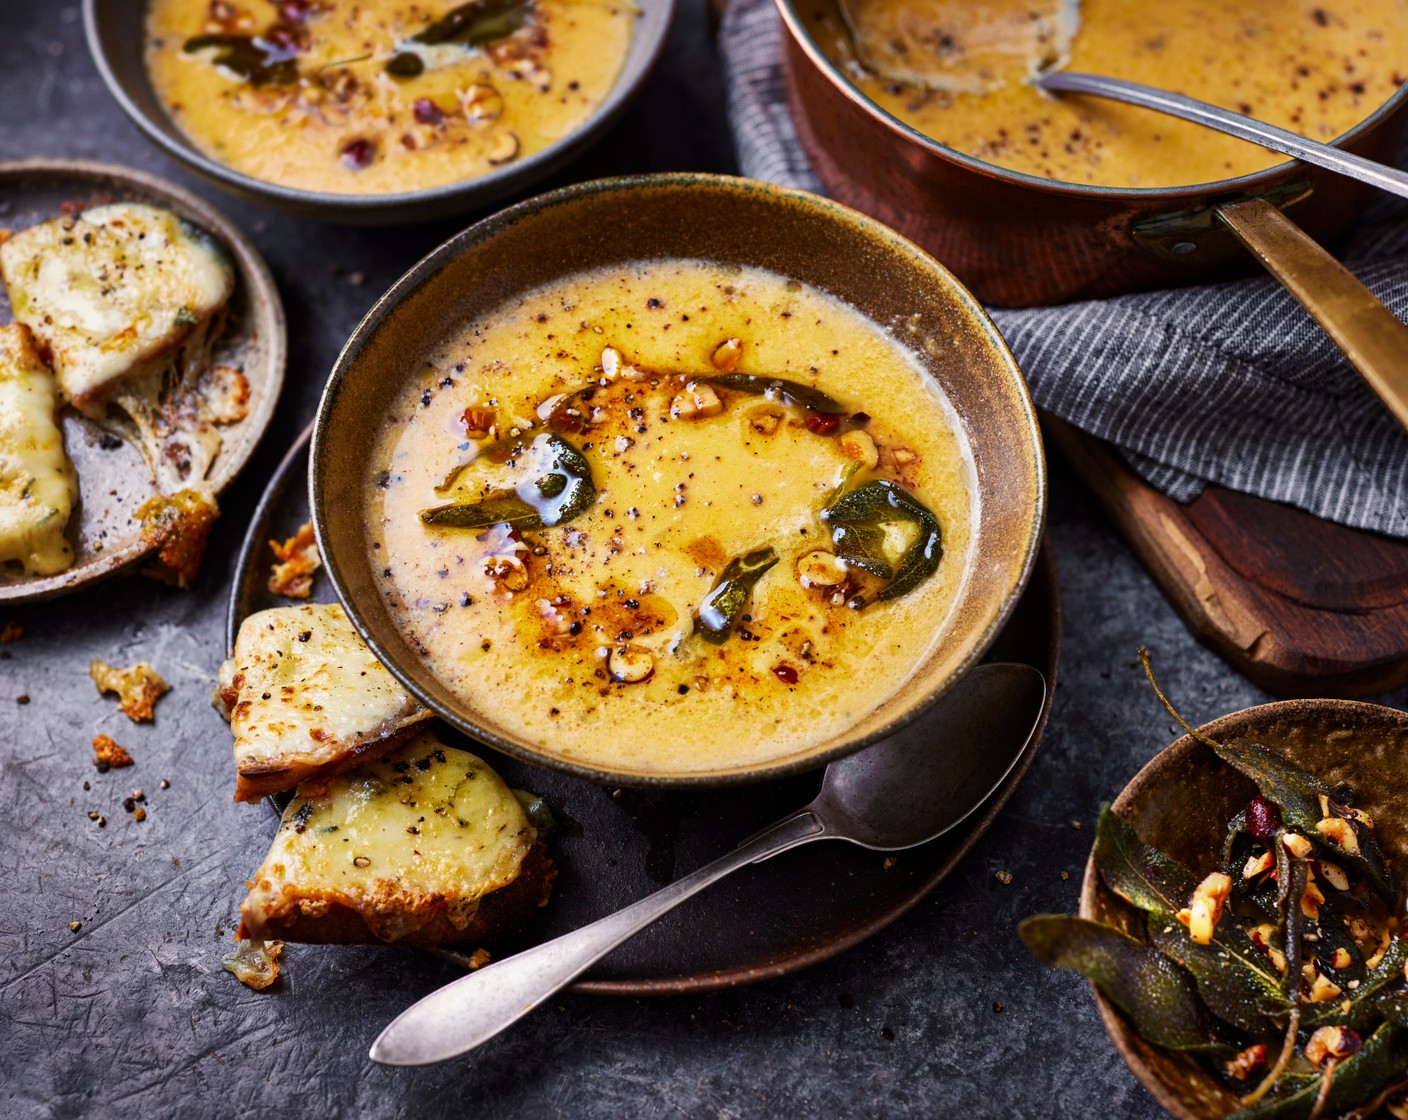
1046 417 1408 699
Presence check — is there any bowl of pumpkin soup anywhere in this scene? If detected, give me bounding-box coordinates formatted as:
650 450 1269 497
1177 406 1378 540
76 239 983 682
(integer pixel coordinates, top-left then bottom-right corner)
311 174 1046 785
83 0 672 221
777 0 1408 305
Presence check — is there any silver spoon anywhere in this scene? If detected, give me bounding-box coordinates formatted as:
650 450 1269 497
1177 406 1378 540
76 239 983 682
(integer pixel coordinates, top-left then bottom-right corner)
370 660 1047 1067
1038 70 1408 201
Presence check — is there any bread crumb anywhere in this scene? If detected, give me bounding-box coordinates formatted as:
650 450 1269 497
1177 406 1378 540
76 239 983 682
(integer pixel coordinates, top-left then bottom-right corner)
268 522 321 599
90 660 169 722
91 734 133 770
467 948 492 970
69 921 81 933
0 621 22 643
995 869 1014 885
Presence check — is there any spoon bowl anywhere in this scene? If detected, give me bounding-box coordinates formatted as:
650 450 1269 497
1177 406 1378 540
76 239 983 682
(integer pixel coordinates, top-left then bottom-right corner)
370 660 1046 1066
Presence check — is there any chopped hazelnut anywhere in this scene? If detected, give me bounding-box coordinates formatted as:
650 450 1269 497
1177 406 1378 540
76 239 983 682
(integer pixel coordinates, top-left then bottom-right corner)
711 337 742 371
1315 817 1361 857
1304 1026 1361 1066
797 549 848 588
607 644 654 684
1224 1043 1267 1082
838 429 879 470
1181 872 1231 945
670 382 723 420
1242 850 1273 880
1282 832 1313 859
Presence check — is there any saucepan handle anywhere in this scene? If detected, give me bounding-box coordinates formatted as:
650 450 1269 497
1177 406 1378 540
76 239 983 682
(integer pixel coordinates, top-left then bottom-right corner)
1214 197 1408 431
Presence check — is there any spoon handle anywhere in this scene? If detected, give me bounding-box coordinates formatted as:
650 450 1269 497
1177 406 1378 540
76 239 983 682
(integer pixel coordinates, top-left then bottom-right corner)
369 808 827 1066
1040 71 1408 202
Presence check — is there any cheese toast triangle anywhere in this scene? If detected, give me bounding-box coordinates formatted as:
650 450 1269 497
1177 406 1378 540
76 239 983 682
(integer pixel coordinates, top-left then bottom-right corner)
219 602 433 802
238 732 554 946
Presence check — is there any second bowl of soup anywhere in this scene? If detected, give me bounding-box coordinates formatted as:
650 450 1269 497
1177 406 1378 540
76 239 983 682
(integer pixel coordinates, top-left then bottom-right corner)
313 174 1045 784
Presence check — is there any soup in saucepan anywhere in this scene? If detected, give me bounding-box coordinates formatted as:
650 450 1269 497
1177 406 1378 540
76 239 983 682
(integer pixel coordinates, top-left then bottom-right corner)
367 260 974 775
804 0 1408 188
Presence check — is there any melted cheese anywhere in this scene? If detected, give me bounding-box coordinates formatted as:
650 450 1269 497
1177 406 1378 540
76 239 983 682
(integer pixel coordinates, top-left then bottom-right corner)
0 203 233 408
0 324 77 576
226 603 432 801
242 734 536 942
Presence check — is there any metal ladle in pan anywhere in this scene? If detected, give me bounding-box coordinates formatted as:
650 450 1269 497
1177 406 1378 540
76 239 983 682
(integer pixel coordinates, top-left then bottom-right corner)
835 0 1408 430
1037 70 1408 432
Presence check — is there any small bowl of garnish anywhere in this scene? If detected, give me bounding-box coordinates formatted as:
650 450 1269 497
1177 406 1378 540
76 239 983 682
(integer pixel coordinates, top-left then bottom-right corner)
83 0 673 222
1023 652 1408 1120
311 173 1046 786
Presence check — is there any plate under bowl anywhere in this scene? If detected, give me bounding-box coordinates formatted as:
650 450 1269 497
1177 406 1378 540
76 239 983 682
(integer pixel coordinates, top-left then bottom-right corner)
311 173 1046 786
1079 699 1408 1120
83 0 675 224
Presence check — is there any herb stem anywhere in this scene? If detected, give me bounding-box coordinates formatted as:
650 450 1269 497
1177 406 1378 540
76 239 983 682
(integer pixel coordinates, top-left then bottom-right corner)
1138 648 1225 751
1307 1058 1338 1120
1240 1005 1300 1107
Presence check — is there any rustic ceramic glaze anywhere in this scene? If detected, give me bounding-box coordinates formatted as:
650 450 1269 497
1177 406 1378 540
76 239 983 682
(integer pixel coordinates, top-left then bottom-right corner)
1079 699 1408 1120
311 174 1046 785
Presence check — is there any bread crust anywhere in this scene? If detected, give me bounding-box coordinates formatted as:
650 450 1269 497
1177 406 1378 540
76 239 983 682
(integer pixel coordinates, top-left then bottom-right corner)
238 842 556 948
232 717 431 803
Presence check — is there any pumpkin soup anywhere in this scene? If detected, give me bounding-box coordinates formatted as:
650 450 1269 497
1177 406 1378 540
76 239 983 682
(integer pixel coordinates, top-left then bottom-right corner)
366 260 974 775
144 0 637 194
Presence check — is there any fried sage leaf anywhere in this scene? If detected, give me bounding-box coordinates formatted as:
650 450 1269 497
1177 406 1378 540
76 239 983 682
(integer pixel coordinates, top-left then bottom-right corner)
386 0 533 76
1377 991 1408 1028
1304 937 1408 1033
1147 916 1292 1035
1092 805 1198 916
1094 808 1290 1031
1019 915 1233 1054
695 547 779 644
183 34 301 85
420 432 594 530
704 374 847 415
822 480 942 601
1229 1022 1408 1120
1210 737 1331 834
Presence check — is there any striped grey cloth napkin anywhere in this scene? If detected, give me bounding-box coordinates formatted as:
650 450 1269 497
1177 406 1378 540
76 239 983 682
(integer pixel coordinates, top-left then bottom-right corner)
719 0 1408 538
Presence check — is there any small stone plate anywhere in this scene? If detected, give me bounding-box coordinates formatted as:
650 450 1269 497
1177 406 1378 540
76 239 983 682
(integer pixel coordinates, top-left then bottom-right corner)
0 158 286 603
226 428 1060 994
1080 700 1408 1118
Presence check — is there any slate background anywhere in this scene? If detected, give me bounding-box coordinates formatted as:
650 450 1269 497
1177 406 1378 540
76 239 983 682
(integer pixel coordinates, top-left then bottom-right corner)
2 3 1404 1117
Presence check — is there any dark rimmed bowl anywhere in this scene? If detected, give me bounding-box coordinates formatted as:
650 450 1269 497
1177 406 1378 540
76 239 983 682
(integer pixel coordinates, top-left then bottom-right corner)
1079 699 1408 1119
774 0 1408 307
83 0 674 224
311 173 1046 787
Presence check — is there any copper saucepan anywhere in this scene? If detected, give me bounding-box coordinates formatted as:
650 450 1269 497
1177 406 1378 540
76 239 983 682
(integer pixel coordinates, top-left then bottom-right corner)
775 0 1408 423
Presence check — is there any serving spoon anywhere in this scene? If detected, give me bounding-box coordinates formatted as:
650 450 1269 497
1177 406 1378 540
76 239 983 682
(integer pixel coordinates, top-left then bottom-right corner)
369 660 1047 1067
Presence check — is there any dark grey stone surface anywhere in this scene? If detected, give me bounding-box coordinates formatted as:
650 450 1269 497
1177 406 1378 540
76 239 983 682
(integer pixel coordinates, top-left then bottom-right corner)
2 4 1403 1118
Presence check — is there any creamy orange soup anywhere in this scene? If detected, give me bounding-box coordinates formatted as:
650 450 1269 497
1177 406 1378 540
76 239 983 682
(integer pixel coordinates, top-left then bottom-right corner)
367 261 974 775
145 0 636 194
805 0 1408 187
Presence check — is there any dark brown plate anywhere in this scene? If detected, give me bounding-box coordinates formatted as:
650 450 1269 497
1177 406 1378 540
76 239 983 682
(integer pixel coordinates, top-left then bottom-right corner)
0 158 286 603
1079 700 1408 1119
228 428 1059 993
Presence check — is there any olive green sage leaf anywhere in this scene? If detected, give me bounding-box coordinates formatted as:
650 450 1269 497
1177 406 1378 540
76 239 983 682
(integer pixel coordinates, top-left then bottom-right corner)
183 34 301 85
695 547 779 644
386 0 533 76
1093 807 1289 1032
1229 1021 1408 1120
1304 936 1408 1033
1209 737 1330 834
421 432 595 531
1092 805 1198 918
1018 915 1233 1054
705 374 847 415
1377 991 1408 1028
1148 915 1292 1035
822 480 942 602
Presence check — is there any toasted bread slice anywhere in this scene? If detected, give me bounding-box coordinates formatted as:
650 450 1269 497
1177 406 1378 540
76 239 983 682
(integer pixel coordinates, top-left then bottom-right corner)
0 203 233 410
239 733 554 946
0 203 237 500
221 603 433 802
0 324 77 576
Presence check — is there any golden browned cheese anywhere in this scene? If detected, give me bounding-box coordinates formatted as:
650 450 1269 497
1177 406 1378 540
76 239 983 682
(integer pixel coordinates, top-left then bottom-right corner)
805 0 1408 187
144 0 637 195
368 261 973 776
